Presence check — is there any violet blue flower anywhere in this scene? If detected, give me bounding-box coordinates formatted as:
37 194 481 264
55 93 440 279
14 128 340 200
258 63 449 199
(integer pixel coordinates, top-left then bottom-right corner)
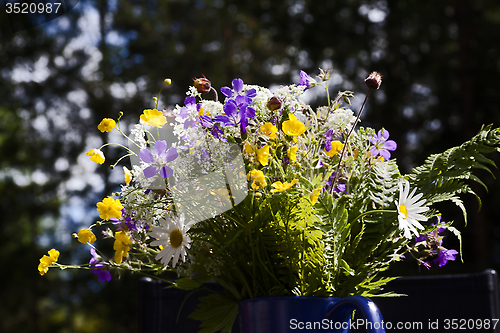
299 70 316 91
323 172 346 193
220 78 256 100
200 116 227 141
324 129 334 152
334 184 346 193
214 98 256 134
433 248 458 267
111 209 145 231
179 96 199 119
370 129 397 159
89 248 111 282
139 140 178 178
414 234 427 243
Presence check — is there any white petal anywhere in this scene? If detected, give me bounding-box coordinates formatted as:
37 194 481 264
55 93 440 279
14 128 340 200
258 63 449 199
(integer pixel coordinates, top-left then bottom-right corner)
150 239 167 247
402 225 412 239
408 187 418 200
171 248 181 267
408 192 423 205
409 213 428 222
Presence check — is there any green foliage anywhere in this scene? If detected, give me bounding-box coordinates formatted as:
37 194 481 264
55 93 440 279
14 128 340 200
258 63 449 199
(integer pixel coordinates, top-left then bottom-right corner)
408 124 500 224
314 158 404 298
188 293 239 333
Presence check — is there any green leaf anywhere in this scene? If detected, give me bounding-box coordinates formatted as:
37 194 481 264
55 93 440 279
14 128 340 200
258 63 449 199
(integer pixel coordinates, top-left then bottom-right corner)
173 276 207 290
188 293 239 333
447 226 463 263
339 259 355 276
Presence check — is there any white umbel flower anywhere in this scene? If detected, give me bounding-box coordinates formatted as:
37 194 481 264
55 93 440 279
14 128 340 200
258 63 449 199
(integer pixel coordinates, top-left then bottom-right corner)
150 214 196 267
395 179 429 239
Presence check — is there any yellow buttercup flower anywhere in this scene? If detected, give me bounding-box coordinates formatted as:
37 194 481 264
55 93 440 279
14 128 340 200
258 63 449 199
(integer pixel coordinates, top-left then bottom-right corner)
310 187 322 205
325 141 344 157
282 114 306 136
97 118 116 133
96 197 124 221
247 170 267 190
113 231 131 264
140 109 167 128
244 143 254 154
38 249 60 276
86 149 105 164
271 179 298 193
77 229 97 244
260 122 278 139
288 145 298 161
256 145 270 166
123 166 132 184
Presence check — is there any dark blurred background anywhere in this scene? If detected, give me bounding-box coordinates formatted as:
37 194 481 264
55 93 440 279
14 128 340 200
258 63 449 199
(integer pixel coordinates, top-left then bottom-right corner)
1 0 500 331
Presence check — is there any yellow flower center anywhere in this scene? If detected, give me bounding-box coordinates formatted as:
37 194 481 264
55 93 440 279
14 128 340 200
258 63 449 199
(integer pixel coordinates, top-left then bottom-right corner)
399 204 408 218
169 229 183 248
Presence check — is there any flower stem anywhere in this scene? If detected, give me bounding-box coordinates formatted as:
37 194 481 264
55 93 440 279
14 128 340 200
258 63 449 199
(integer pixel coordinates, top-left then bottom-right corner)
330 88 372 190
351 209 396 225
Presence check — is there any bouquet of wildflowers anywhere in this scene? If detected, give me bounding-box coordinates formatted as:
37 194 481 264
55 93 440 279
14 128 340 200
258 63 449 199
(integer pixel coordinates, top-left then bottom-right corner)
39 70 500 332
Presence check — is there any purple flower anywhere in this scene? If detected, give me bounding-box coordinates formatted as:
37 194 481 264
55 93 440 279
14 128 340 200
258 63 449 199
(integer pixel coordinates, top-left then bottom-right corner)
179 96 198 119
414 234 427 243
334 184 346 193
178 97 204 130
200 116 227 141
324 129 334 152
89 248 111 282
433 248 458 267
214 98 256 134
299 70 316 91
323 172 346 193
216 78 257 134
220 78 256 100
111 209 145 231
139 140 178 178
370 129 397 159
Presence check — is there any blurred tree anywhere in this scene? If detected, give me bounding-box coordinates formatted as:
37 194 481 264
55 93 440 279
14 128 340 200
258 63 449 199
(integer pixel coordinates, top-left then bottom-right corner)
0 3 138 332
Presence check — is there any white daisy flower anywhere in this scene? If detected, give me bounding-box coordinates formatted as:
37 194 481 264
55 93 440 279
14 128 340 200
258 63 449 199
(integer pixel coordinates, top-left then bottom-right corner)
150 214 196 267
395 179 429 239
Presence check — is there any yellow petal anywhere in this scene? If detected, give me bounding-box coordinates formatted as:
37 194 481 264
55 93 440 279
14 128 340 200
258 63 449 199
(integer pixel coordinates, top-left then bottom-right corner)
325 141 343 157
140 109 167 128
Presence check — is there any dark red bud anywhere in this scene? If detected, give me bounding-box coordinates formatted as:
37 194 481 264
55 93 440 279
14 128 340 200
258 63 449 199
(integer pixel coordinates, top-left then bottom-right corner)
267 96 282 111
193 77 212 93
364 71 382 90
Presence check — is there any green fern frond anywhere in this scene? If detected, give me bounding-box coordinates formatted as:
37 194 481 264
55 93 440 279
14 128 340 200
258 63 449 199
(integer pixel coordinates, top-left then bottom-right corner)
408 124 500 223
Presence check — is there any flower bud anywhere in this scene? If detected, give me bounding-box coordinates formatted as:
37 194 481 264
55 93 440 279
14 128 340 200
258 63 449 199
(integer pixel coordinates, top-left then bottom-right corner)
164 78 172 85
193 76 211 93
364 71 382 90
267 96 282 111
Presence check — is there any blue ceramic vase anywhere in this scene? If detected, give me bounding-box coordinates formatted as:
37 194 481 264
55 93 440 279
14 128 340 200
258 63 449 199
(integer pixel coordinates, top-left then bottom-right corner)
239 295 385 333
